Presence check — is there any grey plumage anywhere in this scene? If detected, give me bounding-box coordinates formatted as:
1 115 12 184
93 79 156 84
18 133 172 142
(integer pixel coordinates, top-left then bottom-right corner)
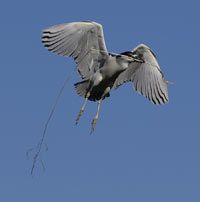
114 44 169 105
42 21 107 79
42 21 170 133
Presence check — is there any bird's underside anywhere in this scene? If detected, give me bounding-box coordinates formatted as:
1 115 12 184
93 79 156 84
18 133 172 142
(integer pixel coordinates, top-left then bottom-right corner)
42 21 170 134
74 70 121 101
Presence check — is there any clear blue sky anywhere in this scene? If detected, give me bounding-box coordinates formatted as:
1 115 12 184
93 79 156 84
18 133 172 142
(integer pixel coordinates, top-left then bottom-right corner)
1 0 200 201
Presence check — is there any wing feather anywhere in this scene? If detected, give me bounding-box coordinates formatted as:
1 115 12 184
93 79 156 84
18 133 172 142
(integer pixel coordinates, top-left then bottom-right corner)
42 21 108 79
114 44 169 105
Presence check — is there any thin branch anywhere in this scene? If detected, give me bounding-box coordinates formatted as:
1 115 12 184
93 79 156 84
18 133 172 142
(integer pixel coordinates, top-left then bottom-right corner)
29 65 77 176
28 48 95 176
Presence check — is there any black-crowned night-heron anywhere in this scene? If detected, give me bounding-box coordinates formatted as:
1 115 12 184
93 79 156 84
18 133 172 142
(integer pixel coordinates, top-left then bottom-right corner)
42 21 169 134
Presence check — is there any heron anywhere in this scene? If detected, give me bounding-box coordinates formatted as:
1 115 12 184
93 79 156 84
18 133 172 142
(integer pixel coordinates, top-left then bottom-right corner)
42 21 169 134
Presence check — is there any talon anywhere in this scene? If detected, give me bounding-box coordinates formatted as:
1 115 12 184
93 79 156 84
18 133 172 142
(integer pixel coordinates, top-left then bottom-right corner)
75 94 90 126
90 117 97 135
75 109 84 125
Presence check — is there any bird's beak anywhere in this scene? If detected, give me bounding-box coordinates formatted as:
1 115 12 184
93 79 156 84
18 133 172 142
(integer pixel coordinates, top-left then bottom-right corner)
131 55 144 63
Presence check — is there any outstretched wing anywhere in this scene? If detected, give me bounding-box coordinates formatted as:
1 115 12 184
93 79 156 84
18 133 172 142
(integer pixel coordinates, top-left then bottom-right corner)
42 21 108 79
114 45 169 105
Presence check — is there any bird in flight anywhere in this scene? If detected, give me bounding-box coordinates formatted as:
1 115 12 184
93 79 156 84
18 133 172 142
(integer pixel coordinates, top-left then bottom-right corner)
42 21 169 134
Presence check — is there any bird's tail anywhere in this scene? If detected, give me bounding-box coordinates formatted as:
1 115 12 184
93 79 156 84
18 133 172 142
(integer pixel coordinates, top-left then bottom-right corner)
74 80 90 98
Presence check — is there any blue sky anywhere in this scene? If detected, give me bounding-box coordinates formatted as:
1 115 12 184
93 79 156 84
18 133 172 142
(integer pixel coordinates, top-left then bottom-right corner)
1 0 200 201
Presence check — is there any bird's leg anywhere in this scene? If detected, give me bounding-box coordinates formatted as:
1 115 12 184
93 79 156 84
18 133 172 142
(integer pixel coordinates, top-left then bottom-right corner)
90 87 110 134
90 99 102 135
75 92 90 125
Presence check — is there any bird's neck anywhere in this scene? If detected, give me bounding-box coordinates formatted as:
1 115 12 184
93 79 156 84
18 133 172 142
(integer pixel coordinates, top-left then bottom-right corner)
115 56 129 70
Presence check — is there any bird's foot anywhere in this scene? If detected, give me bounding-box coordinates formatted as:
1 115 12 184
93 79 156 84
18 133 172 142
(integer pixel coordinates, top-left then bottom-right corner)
90 117 98 135
75 109 84 125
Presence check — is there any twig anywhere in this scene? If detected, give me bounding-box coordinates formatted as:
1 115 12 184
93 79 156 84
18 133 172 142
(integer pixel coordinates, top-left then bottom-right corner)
29 65 77 176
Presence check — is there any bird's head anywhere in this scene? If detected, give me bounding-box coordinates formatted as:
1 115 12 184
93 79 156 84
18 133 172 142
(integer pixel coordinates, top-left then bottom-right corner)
131 44 157 64
117 51 144 64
